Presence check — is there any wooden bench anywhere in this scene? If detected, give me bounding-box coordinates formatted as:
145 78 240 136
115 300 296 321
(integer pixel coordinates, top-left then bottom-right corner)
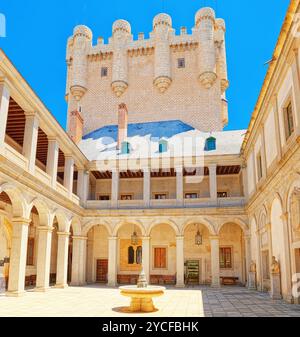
221 277 239 285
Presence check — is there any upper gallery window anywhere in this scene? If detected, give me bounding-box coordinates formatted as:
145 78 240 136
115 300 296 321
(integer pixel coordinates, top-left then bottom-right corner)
185 193 198 199
154 193 167 200
177 58 185 68
217 192 228 198
284 101 294 140
121 195 133 200
101 67 108 77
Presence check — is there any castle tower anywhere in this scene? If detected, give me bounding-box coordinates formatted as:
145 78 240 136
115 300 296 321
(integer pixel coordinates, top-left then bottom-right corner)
111 20 131 97
153 14 173 93
65 7 230 137
195 8 217 89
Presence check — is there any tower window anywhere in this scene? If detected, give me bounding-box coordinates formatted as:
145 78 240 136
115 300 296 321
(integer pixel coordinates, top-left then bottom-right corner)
101 67 108 77
177 58 185 68
205 137 216 151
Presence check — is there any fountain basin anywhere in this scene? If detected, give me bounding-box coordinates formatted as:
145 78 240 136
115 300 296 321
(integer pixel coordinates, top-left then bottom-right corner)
119 285 165 313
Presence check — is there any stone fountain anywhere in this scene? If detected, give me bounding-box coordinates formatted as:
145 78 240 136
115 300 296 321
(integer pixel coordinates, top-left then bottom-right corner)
119 269 165 313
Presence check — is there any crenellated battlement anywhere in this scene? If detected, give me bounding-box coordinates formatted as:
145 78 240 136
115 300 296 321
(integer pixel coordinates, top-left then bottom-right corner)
66 7 229 136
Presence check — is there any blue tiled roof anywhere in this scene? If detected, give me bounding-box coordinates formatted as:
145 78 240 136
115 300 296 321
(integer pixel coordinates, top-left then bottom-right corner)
83 120 195 141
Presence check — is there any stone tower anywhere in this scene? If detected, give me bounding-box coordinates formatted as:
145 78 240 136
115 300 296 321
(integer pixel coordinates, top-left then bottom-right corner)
65 7 229 139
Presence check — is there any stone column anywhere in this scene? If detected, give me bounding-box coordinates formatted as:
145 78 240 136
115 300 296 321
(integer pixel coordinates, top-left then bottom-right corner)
0 80 10 151
176 236 185 288
244 235 251 286
55 231 70 289
7 218 31 296
176 166 184 206
142 236 150 283
63 156 75 197
71 236 87 286
241 164 248 200
77 169 89 205
111 169 119 208
210 235 220 288
22 113 39 174
143 168 151 207
35 226 53 292
107 236 118 286
209 164 217 203
46 138 59 188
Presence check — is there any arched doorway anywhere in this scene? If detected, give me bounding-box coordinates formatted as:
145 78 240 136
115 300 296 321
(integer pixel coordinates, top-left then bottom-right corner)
149 223 176 285
86 225 109 284
117 223 143 285
219 223 245 286
183 223 211 285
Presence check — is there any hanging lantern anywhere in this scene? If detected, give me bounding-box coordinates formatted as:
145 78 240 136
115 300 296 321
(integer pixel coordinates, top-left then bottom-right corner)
195 228 202 246
131 228 138 246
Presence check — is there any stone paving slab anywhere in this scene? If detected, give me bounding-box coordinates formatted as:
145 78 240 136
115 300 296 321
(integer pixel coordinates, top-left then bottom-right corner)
0 285 299 317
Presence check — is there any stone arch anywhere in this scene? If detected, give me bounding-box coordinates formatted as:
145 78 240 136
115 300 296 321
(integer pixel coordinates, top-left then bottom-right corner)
181 217 216 236
82 219 112 237
258 204 269 229
0 182 26 217
217 218 249 235
26 198 51 228
147 219 180 236
286 178 300 231
113 219 146 237
51 209 71 233
69 216 82 236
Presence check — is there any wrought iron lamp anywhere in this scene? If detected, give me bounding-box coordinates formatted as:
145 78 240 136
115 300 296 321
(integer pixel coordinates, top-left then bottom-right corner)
195 225 202 246
131 224 138 246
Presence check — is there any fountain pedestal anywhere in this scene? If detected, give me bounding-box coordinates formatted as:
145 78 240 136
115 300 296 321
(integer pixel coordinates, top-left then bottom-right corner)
119 269 165 313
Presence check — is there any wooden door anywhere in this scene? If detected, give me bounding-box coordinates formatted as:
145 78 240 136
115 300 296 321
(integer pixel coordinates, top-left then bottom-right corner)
96 259 108 283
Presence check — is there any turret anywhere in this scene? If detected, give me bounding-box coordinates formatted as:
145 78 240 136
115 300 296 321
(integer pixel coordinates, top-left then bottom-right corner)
215 19 229 93
69 25 92 101
111 20 131 97
153 14 172 93
195 8 217 89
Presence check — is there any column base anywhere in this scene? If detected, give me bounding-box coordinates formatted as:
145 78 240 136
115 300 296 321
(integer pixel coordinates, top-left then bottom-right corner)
54 284 69 289
6 290 26 297
34 287 50 292
211 283 221 289
176 283 185 288
107 282 117 287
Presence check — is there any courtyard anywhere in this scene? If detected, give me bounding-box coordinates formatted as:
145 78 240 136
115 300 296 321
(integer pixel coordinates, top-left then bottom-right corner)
0 285 300 317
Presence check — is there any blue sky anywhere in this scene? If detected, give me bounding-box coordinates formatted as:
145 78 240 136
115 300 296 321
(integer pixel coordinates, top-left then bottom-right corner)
0 0 290 131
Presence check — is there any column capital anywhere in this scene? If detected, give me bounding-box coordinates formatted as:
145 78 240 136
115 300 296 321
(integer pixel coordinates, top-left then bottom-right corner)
176 235 184 241
24 110 39 118
142 166 151 173
208 163 217 170
37 226 53 233
209 235 219 240
12 217 32 225
72 235 88 241
57 231 70 237
175 165 183 173
142 236 151 241
108 236 118 241
47 136 59 142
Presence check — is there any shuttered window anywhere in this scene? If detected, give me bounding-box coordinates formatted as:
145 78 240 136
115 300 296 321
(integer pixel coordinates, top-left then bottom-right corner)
220 247 232 269
26 238 35 266
154 247 167 269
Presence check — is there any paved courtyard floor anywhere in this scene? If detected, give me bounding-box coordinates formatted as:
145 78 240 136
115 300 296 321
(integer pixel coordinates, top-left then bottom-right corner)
0 285 300 317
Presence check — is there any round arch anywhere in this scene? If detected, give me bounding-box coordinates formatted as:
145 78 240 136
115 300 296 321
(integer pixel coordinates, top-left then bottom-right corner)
0 182 26 217
113 220 146 237
82 219 112 237
217 218 249 235
181 217 216 236
51 209 71 233
147 219 179 236
69 216 82 236
26 198 51 228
